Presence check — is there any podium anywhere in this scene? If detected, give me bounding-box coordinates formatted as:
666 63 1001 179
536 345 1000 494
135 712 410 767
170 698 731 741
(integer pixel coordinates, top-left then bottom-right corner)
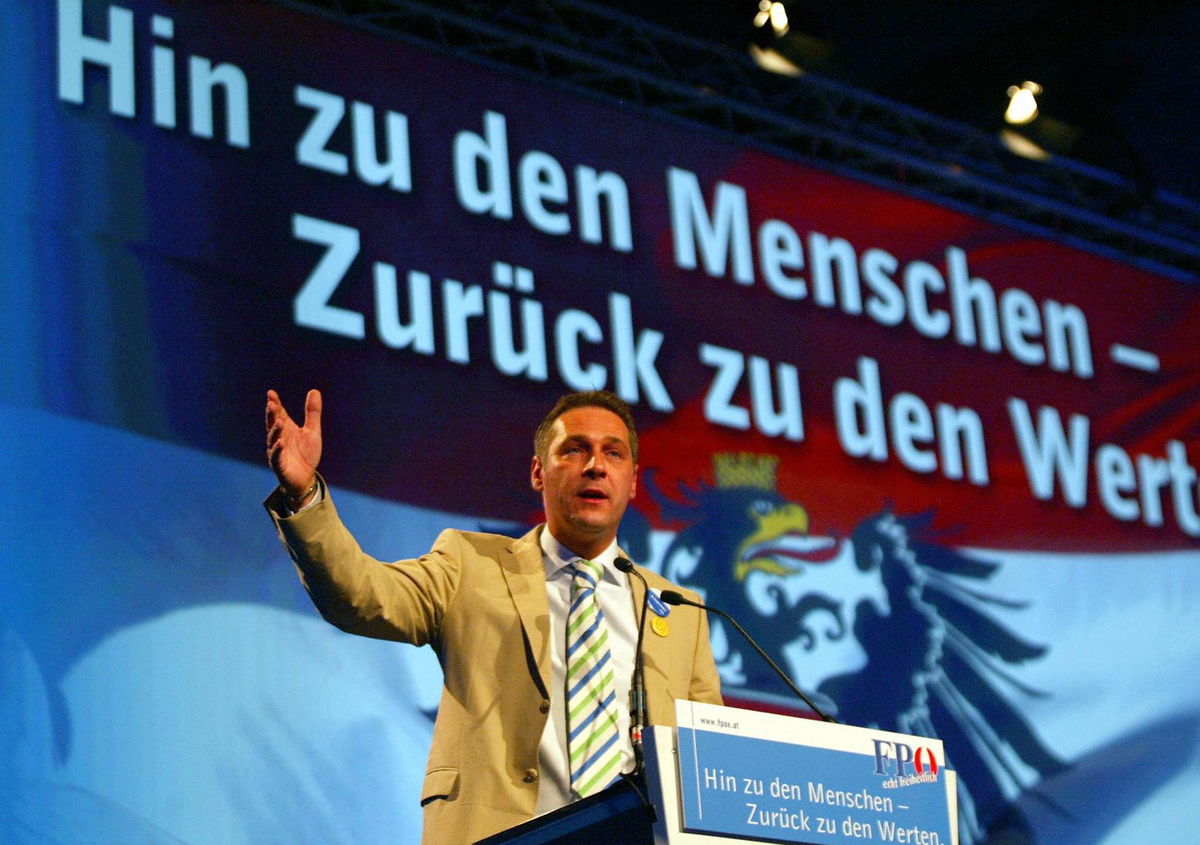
480 701 958 844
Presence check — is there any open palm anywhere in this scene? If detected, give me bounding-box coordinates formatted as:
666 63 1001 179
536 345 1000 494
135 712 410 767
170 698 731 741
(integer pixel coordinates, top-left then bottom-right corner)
265 388 323 494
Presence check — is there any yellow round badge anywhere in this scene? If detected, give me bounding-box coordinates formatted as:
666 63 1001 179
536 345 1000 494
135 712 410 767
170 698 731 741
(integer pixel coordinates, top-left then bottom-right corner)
651 616 670 638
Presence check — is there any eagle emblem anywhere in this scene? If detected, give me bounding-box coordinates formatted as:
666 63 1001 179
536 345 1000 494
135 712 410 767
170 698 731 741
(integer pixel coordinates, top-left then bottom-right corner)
637 453 1069 843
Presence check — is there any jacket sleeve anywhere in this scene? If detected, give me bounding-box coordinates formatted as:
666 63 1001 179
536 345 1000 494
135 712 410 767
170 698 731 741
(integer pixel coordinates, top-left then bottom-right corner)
265 478 462 648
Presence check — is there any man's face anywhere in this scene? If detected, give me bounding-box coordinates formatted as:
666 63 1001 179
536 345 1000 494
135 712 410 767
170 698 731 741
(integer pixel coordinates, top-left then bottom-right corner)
531 406 637 559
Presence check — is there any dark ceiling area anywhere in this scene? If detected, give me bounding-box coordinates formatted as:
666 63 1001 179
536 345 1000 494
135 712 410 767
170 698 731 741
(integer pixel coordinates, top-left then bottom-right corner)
295 0 1198 274
598 0 1200 203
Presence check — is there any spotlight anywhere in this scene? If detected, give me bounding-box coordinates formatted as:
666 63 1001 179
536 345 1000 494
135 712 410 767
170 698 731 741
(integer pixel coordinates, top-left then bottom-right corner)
754 1 790 37
1005 81 1043 125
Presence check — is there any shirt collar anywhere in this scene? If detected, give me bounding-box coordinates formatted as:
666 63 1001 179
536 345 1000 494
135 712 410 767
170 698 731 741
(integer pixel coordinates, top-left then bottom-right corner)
540 526 624 585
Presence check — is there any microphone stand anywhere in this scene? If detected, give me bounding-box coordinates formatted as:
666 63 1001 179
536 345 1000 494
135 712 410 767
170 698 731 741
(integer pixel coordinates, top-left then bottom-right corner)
660 589 837 723
615 557 651 774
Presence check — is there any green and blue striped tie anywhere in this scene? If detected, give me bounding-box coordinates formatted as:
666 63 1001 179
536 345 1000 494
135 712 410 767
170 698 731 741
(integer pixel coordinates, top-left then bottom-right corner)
565 559 623 797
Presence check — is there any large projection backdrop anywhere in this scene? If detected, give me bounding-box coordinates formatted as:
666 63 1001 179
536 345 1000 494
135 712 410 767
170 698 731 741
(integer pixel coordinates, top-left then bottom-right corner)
3 2 1198 843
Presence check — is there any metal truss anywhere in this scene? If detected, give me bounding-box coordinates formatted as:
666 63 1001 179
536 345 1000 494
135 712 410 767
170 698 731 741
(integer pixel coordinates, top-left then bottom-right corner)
282 0 1200 279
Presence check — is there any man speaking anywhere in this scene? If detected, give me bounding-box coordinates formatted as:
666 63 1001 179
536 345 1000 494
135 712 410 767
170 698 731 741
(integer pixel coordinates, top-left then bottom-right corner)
264 388 722 844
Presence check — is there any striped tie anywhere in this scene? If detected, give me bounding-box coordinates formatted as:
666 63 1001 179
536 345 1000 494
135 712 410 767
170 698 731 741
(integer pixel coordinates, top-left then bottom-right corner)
565 559 623 797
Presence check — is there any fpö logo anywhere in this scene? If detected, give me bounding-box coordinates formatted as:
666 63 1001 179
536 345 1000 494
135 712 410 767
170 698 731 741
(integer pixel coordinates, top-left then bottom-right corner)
871 739 940 786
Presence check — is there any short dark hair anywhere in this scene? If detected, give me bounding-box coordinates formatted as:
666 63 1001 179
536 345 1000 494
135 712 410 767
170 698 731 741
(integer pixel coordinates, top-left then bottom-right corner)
534 390 639 463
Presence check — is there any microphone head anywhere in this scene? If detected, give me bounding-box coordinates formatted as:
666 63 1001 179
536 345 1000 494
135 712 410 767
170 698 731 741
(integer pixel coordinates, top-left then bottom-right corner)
659 590 686 606
614 557 634 573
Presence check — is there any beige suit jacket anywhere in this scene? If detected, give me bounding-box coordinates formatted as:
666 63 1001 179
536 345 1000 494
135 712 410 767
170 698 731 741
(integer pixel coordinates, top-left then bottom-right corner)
267 486 722 845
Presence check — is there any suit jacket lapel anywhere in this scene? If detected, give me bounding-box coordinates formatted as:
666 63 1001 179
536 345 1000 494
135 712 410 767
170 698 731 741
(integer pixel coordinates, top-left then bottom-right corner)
501 527 552 698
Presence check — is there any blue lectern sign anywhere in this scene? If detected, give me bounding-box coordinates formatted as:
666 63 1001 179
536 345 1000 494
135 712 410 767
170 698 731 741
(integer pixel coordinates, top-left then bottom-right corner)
674 701 954 844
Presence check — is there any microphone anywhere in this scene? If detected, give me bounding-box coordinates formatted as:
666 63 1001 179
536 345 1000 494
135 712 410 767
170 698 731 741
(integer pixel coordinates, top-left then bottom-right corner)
615 557 650 775
659 590 837 723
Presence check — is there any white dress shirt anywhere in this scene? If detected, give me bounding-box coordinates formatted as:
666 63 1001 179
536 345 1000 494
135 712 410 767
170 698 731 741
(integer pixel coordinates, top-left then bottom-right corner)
533 529 638 815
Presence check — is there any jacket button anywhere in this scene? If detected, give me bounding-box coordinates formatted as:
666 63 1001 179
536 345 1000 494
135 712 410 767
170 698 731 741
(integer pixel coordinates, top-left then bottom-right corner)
523 768 539 783
539 700 550 714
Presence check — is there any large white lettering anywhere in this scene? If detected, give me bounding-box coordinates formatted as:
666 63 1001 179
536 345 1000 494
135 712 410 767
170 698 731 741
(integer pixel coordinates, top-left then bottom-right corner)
295 85 412 190
454 110 633 252
288 215 670 408
1009 399 1200 534
666 169 1094 378
57 0 249 146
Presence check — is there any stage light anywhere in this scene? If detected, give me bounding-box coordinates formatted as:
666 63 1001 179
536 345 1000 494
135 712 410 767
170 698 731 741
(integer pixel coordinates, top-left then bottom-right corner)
754 1 790 37
1005 81 1043 125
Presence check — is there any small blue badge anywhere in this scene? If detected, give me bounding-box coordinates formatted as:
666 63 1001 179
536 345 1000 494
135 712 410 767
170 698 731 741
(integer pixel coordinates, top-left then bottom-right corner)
647 590 671 618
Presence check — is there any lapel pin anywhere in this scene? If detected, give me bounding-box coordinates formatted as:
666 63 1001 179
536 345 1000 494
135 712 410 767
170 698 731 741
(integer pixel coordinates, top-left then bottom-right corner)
647 589 671 618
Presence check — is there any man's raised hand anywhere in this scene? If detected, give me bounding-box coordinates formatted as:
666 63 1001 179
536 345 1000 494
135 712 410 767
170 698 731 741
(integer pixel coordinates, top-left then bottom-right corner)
265 389 323 503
